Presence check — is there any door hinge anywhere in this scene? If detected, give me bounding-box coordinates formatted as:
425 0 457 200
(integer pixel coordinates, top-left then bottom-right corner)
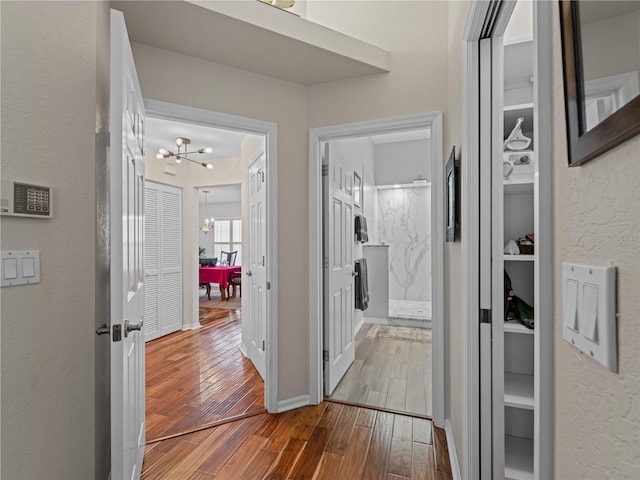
262 340 265 351
323 257 329 268
266 281 271 290
323 350 329 362
113 324 122 342
481 309 492 324
262 255 265 266
322 164 329 177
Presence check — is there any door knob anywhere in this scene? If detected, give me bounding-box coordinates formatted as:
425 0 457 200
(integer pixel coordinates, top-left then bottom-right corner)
246 271 253 277
124 319 144 337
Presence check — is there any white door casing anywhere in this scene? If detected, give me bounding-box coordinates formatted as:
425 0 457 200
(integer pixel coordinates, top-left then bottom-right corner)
323 143 356 395
248 152 267 380
110 9 146 480
144 181 183 342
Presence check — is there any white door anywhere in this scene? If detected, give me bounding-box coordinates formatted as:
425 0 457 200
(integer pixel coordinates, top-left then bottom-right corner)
110 10 146 480
323 143 356 395
247 152 267 380
144 181 183 342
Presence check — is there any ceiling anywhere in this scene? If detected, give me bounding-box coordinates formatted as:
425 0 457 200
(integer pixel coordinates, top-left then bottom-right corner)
112 0 390 86
146 116 247 160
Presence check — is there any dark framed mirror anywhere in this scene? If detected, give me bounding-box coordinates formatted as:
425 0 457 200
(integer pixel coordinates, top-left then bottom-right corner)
559 0 640 166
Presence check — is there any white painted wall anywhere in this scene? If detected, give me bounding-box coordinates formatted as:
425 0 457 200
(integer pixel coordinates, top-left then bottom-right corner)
0 2 109 478
552 9 640 478
446 1 471 478
146 153 243 328
132 42 310 400
374 140 431 185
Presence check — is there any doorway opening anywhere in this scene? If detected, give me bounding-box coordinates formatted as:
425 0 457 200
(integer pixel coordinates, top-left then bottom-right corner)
309 113 445 426
142 100 278 443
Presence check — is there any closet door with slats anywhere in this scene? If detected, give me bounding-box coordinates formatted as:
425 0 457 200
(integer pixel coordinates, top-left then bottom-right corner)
144 181 183 342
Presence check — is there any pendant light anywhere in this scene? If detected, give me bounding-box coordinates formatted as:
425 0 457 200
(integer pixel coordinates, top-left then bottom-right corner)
157 137 214 169
201 191 215 234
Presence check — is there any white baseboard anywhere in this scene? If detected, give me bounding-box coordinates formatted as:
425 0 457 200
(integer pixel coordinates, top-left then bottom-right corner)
238 343 248 357
363 316 390 325
182 323 201 331
354 317 365 335
276 395 311 413
444 419 462 480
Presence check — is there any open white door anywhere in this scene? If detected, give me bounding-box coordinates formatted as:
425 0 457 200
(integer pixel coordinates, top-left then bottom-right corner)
247 152 267 380
110 9 146 480
323 143 356 395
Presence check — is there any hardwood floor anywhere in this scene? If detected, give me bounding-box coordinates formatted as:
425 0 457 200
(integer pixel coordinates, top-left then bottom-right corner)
145 307 265 442
328 324 432 417
142 402 452 479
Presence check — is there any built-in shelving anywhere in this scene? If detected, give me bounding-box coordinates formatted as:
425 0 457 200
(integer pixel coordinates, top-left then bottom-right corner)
504 254 534 262
504 372 535 409
505 435 534 480
504 319 534 335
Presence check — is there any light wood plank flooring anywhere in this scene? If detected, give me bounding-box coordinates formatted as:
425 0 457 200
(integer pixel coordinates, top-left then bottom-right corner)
142 402 452 479
145 307 264 442
328 324 432 417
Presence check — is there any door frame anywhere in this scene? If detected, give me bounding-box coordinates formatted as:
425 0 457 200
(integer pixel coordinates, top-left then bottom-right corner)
462 1 554 477
144 99 279 413
308 112 445 427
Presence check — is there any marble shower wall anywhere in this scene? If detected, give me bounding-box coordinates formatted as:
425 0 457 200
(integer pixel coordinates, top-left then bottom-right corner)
377 186 431 301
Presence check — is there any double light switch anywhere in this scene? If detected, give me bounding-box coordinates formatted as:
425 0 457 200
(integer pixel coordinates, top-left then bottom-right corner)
562 263 617 372
1 251 40 287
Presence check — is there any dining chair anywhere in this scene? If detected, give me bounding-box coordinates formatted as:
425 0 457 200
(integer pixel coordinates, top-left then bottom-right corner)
228 271 242 298
220 250 238 266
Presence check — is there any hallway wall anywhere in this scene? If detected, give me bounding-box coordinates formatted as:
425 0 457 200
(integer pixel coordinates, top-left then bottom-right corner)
551 9 640 478
0 2 109 478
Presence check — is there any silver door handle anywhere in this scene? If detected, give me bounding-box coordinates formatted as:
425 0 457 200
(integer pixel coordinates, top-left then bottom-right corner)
246 271 253 277
352 271 358 277
96 324 110 336
124 319 144 337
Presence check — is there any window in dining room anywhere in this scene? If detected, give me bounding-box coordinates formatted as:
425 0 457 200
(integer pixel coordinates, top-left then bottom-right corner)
213 217 242 265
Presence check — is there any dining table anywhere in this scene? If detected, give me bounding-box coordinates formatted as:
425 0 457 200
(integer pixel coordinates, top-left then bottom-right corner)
199 265 242 301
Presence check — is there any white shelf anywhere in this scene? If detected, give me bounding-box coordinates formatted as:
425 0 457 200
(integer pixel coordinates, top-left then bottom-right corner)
504 320 534 335
505 435 534 480
504 255 534 262
504 102 534 112
504 179 533 196
504 372 534 410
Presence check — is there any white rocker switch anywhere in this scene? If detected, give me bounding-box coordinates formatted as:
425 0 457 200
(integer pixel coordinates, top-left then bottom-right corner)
562 263 617 373
582 283 599 343
3 258 18 280
564 278 579 332
22 257 36 278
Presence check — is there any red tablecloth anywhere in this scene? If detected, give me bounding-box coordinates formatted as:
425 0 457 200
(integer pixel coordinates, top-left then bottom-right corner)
199 266 241 290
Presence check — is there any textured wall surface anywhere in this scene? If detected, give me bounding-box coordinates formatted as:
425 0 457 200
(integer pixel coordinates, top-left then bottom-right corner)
1 2 103 478
552 9 640 479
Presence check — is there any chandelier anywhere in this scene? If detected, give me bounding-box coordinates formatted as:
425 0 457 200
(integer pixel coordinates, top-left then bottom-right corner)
201 190 215 234
157 137 214 169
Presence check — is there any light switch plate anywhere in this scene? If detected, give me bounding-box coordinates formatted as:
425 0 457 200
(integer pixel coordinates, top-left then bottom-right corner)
562 263 617 372
1 251 41 287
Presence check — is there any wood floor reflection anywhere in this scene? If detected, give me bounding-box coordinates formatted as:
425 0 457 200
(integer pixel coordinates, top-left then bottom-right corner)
145 307 265 442
142 402 452 479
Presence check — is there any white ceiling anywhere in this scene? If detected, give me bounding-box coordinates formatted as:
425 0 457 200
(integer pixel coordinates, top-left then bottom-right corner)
146 116 247 160
369 129 431 145
199 184 241 204
504 0 533 46
112 0 389 86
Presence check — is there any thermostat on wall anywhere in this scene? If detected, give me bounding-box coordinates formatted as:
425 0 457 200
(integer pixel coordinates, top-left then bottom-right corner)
1 179 52 218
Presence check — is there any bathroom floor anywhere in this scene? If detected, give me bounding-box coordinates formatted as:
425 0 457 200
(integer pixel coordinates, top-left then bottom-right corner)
389 299 432 321
327 323 432 417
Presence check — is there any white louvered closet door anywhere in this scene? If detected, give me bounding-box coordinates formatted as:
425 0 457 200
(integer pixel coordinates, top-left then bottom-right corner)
144 181 183 342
